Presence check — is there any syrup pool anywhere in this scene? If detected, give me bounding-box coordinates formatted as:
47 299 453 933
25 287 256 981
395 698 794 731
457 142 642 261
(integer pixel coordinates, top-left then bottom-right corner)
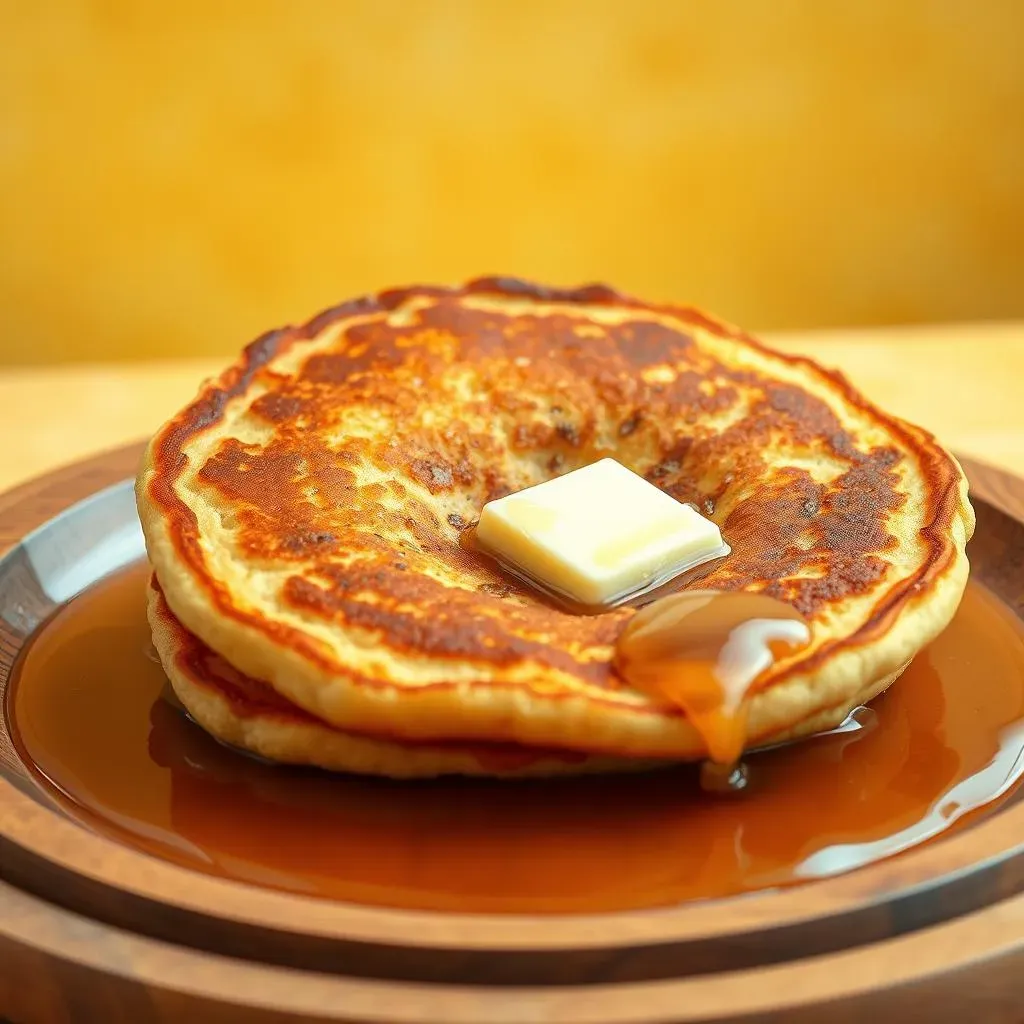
7 561 1024 914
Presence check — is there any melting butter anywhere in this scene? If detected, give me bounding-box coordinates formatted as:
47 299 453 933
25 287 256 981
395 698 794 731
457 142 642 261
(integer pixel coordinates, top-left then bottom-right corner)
475 459 729 609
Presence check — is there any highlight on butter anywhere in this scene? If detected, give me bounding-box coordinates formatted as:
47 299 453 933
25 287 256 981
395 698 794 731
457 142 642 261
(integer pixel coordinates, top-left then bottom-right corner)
475 459 729 608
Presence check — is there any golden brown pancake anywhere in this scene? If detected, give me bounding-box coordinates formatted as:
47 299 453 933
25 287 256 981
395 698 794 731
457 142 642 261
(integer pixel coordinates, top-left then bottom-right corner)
147 574 650 778
137 277 974 762
148 574 903 777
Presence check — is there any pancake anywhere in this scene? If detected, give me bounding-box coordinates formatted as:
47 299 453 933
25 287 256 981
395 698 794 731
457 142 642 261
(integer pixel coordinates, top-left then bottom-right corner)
149 573 903 777
136 276 974 762
147 574 651 778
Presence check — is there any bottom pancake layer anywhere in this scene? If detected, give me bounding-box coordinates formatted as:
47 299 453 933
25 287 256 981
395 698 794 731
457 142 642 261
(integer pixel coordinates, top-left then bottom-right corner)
148 574 908 779
147 575 657 778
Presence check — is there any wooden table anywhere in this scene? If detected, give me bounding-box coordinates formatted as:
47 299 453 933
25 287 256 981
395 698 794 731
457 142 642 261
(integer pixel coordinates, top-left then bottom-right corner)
0 321 1021 493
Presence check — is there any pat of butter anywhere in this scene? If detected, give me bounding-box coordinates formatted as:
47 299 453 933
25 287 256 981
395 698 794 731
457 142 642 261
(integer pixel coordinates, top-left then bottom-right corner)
476 459 729 607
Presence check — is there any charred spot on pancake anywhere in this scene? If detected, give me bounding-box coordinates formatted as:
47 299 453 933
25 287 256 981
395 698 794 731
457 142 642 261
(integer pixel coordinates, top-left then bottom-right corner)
765 554 890 617
820 453 906 554
409 458 455 492
662 371 706 416
299 323 409 382
872 446 903 467
646 459 679 483
555 421 580 446
619 413 642 437
280 530 337 556
250 391 307 424
646 439 694 487
762 383 857 457
831 431 856 458
617 320 694 367
447 513 468 531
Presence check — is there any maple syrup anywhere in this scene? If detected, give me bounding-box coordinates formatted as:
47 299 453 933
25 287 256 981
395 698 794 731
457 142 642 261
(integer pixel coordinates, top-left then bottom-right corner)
7 560 1024 915
616 591 811 764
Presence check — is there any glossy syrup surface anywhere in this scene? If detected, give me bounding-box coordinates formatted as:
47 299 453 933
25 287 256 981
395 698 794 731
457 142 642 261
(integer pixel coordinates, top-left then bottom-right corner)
615 591 811 764
7 561 1024 915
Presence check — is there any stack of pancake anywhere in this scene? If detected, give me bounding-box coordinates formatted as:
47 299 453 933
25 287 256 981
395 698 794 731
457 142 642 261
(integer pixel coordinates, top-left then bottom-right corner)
137 277 974 778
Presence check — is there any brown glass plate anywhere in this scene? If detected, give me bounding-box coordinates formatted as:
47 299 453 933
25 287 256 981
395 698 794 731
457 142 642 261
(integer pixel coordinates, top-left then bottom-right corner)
2 443 1024 1024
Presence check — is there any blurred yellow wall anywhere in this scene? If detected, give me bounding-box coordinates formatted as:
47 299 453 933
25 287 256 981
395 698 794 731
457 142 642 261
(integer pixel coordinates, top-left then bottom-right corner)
1 1 1022 365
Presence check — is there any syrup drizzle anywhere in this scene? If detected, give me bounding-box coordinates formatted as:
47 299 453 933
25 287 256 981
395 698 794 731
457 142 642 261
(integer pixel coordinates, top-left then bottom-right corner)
615 591 811 764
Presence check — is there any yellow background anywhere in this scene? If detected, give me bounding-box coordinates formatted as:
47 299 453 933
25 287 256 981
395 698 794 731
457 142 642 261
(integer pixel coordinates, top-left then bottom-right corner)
1 2 1022 365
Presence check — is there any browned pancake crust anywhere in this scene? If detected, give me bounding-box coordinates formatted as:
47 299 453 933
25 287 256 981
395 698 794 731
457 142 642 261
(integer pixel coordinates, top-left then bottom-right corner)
150 575 623 775
142 277 966 717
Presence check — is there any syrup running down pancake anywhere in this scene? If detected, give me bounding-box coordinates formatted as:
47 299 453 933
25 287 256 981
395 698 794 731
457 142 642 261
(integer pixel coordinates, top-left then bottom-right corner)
136 277 973 773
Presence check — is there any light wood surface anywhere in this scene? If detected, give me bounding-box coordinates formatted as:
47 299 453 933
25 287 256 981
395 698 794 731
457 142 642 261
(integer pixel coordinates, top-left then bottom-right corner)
0 321 1020 493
